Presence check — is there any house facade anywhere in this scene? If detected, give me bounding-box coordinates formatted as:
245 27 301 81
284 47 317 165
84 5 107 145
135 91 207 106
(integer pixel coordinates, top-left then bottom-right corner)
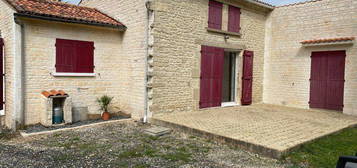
0 0 146 129
84 0 357 118
83 0 273 120
264 0 357 115
0 0 356 129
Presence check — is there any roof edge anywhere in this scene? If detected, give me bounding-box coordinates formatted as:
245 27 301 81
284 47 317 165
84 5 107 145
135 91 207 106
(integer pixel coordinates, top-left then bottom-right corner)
276 0 323 8
242 0 275 10
14 12 127 31
301 37 355 45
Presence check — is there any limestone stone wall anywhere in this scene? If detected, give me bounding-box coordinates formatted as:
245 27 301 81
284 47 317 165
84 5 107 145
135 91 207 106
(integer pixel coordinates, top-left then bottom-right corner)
263 0 357 115
21 18 125 125
0 0 16 127
149 0 269 116
81 0 148 119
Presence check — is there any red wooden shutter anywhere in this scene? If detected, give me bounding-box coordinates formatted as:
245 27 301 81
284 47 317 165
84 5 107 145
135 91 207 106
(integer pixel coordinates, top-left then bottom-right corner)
208 0 223 30
326 51 345 111
228 5 241 33
310 51 345 111
56 39 94 73
200 45 224 108
56 39 76 73
0 38 4 111
309 52 328 109
76 41 94 73
241 50 254 105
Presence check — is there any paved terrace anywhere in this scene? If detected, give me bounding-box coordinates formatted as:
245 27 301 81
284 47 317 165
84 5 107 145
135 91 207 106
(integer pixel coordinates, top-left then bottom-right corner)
152 104 357 158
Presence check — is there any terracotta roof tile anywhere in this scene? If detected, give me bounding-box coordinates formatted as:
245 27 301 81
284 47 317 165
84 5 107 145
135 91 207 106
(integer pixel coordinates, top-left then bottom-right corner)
251 0 274 7
301 37 355 44
42 90 68 98
5 0 126 29
277 0 323 8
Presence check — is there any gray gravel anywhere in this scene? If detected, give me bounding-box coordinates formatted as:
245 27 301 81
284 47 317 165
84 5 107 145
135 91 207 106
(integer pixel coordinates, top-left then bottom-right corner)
0 121 293 168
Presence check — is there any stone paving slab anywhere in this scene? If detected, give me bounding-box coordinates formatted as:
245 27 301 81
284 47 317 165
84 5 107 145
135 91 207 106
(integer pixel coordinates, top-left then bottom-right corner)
152 104 357 158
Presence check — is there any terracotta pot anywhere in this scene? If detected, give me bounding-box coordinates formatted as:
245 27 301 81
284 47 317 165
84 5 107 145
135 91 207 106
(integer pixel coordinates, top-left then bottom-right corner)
101 111 111 121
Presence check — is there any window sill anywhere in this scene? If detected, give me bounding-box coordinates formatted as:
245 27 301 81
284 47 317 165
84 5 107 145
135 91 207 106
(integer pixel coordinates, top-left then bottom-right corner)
52 72 96 77
206 27 242 37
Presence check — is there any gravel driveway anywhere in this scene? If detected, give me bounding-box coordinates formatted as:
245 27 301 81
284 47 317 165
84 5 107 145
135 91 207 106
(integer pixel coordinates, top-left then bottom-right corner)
0 121 292 168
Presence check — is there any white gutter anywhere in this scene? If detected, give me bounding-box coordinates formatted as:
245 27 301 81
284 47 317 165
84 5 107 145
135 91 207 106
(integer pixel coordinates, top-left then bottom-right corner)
13 18 25 129
143 0 151 123
0 33 5 117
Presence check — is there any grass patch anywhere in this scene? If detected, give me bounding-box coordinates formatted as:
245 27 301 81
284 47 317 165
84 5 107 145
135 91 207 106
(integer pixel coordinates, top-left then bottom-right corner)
118 145 159 159
186 143 210 153
53 133 62 137
54 153 76 162
78 143 112 155
284 127 357 168
161 146 193 163
119 148 145 158
133 163 151 168
140 135 160 143
117 144 196 164
0 128 17 140
161 151 192 163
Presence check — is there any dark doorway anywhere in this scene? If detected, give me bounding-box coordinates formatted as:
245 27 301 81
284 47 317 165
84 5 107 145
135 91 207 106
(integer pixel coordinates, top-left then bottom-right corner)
222 52 236 103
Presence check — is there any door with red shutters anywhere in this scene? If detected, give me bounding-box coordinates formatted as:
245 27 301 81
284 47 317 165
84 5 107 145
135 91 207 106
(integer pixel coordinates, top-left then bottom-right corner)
0 38 4 112
241 50 254 105
309 51 346 111
200 46 224 108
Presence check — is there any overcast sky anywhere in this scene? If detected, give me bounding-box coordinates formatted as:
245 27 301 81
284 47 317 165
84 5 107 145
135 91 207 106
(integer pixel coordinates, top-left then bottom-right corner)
66 0 311 6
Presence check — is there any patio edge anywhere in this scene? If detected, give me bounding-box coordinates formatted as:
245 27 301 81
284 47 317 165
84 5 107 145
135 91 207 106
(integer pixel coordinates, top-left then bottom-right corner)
151 118 283 159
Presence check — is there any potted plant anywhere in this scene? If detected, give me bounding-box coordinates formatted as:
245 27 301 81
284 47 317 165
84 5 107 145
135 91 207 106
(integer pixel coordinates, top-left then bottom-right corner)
97 95 113 121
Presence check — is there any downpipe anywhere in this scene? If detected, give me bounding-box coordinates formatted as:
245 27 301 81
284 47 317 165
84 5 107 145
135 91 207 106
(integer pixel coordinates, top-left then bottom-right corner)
14 19 26 129
143 0 151 123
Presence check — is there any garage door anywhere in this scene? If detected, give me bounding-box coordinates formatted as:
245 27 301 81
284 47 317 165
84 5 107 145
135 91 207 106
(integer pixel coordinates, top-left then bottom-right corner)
309 51 346 111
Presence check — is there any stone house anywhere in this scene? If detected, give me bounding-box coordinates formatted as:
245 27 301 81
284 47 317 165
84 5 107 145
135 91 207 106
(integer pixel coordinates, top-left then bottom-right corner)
0 0 356 129
0 0 133 129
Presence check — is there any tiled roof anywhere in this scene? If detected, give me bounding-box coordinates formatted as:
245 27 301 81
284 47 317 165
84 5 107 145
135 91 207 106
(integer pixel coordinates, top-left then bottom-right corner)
277 0 323 8
251 0 274 8
5 0 126 30
301 37 355 44
42 90 68 98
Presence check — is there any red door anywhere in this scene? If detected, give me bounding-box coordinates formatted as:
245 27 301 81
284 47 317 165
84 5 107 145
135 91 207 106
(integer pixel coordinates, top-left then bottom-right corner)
200 45 224 108
309 51 346 111
241 50 254 105
0 38 3 111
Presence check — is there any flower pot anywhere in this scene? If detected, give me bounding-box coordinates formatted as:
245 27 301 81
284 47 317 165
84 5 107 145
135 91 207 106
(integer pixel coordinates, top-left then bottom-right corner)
102 111 111 121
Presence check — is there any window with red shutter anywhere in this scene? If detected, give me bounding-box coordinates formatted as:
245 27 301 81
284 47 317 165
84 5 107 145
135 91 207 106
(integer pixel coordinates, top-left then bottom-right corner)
56 39 94 73
228 5 241 33
208 0 223 30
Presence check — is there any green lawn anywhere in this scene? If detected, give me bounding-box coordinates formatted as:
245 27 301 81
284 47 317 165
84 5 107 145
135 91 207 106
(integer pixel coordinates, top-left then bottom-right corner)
284 127 357 168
